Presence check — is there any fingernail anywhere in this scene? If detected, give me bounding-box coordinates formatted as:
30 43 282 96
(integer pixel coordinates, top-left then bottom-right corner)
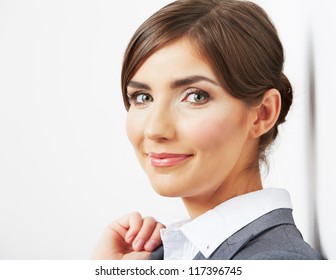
145 240 158 251
134 239 145 251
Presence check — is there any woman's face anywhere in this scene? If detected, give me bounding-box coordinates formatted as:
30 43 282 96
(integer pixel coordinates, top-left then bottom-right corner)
126 38 257 209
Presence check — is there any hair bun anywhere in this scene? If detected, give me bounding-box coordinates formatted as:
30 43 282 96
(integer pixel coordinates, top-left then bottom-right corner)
277 73 293 125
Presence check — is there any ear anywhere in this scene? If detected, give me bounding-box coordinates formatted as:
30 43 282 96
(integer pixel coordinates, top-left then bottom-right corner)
250 89 281 138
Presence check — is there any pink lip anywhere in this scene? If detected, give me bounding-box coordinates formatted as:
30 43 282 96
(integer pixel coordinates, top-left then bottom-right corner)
148 152 192 167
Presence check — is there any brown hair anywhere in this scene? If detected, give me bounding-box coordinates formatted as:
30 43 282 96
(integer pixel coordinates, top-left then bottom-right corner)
121 0 293 164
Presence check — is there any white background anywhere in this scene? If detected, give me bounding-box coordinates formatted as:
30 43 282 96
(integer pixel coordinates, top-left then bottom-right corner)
0 0 335 259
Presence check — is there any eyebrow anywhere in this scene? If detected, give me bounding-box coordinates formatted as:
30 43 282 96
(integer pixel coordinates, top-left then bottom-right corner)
127 80 151 90
170 75 219 88
127 75 219 91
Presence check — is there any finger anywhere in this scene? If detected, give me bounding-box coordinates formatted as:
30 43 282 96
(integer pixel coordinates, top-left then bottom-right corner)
132 216 158 251
144 222 165 252
118 212 143 243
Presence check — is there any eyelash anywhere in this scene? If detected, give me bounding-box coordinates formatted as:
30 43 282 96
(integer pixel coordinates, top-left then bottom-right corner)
127 91 153 106
183 88 210 105
127 88 210 107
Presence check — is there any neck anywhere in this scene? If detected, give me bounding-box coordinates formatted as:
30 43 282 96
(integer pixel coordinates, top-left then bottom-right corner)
182 167 263 219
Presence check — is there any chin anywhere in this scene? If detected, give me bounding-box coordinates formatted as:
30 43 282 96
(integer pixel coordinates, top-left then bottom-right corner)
151 183 183 198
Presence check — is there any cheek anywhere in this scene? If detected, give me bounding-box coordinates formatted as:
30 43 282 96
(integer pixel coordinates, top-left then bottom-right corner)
126 112 142 148
183 115 240 150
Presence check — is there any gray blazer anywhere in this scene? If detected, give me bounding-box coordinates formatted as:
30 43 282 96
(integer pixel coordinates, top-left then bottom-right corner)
149 208 324 260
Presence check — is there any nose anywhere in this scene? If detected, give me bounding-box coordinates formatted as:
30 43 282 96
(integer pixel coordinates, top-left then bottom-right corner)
144 102 176 141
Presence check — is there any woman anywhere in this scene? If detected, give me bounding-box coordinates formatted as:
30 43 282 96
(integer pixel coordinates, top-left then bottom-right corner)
92 0 323 260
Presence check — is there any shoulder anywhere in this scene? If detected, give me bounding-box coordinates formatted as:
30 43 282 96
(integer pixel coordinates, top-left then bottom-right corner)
232 223 324 260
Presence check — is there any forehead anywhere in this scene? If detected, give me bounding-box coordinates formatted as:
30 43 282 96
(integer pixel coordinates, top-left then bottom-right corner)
131 37 217 82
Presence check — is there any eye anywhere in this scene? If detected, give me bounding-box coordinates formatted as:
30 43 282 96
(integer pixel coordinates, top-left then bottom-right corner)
183 89 210 104
128 92 153 106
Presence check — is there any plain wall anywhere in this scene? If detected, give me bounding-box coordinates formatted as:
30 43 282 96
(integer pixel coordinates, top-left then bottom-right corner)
0 0 334 259
311 0 336 260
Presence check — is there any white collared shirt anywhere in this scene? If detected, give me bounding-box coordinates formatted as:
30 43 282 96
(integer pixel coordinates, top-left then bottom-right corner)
160 188 293 260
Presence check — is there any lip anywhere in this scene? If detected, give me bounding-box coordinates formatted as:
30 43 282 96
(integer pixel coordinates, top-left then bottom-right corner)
147 152 193 167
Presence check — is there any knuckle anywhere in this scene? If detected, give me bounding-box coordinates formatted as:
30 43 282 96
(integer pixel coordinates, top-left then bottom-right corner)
130 211 142 218
143 216 156 224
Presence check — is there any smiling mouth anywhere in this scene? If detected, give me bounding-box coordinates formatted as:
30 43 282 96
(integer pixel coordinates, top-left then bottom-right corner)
147 152 193 167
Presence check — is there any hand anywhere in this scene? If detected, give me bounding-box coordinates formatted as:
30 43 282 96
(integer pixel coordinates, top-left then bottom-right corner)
91 212 165 260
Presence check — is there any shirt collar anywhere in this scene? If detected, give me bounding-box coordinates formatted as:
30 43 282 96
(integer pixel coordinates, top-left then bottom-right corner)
174 188 292 258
